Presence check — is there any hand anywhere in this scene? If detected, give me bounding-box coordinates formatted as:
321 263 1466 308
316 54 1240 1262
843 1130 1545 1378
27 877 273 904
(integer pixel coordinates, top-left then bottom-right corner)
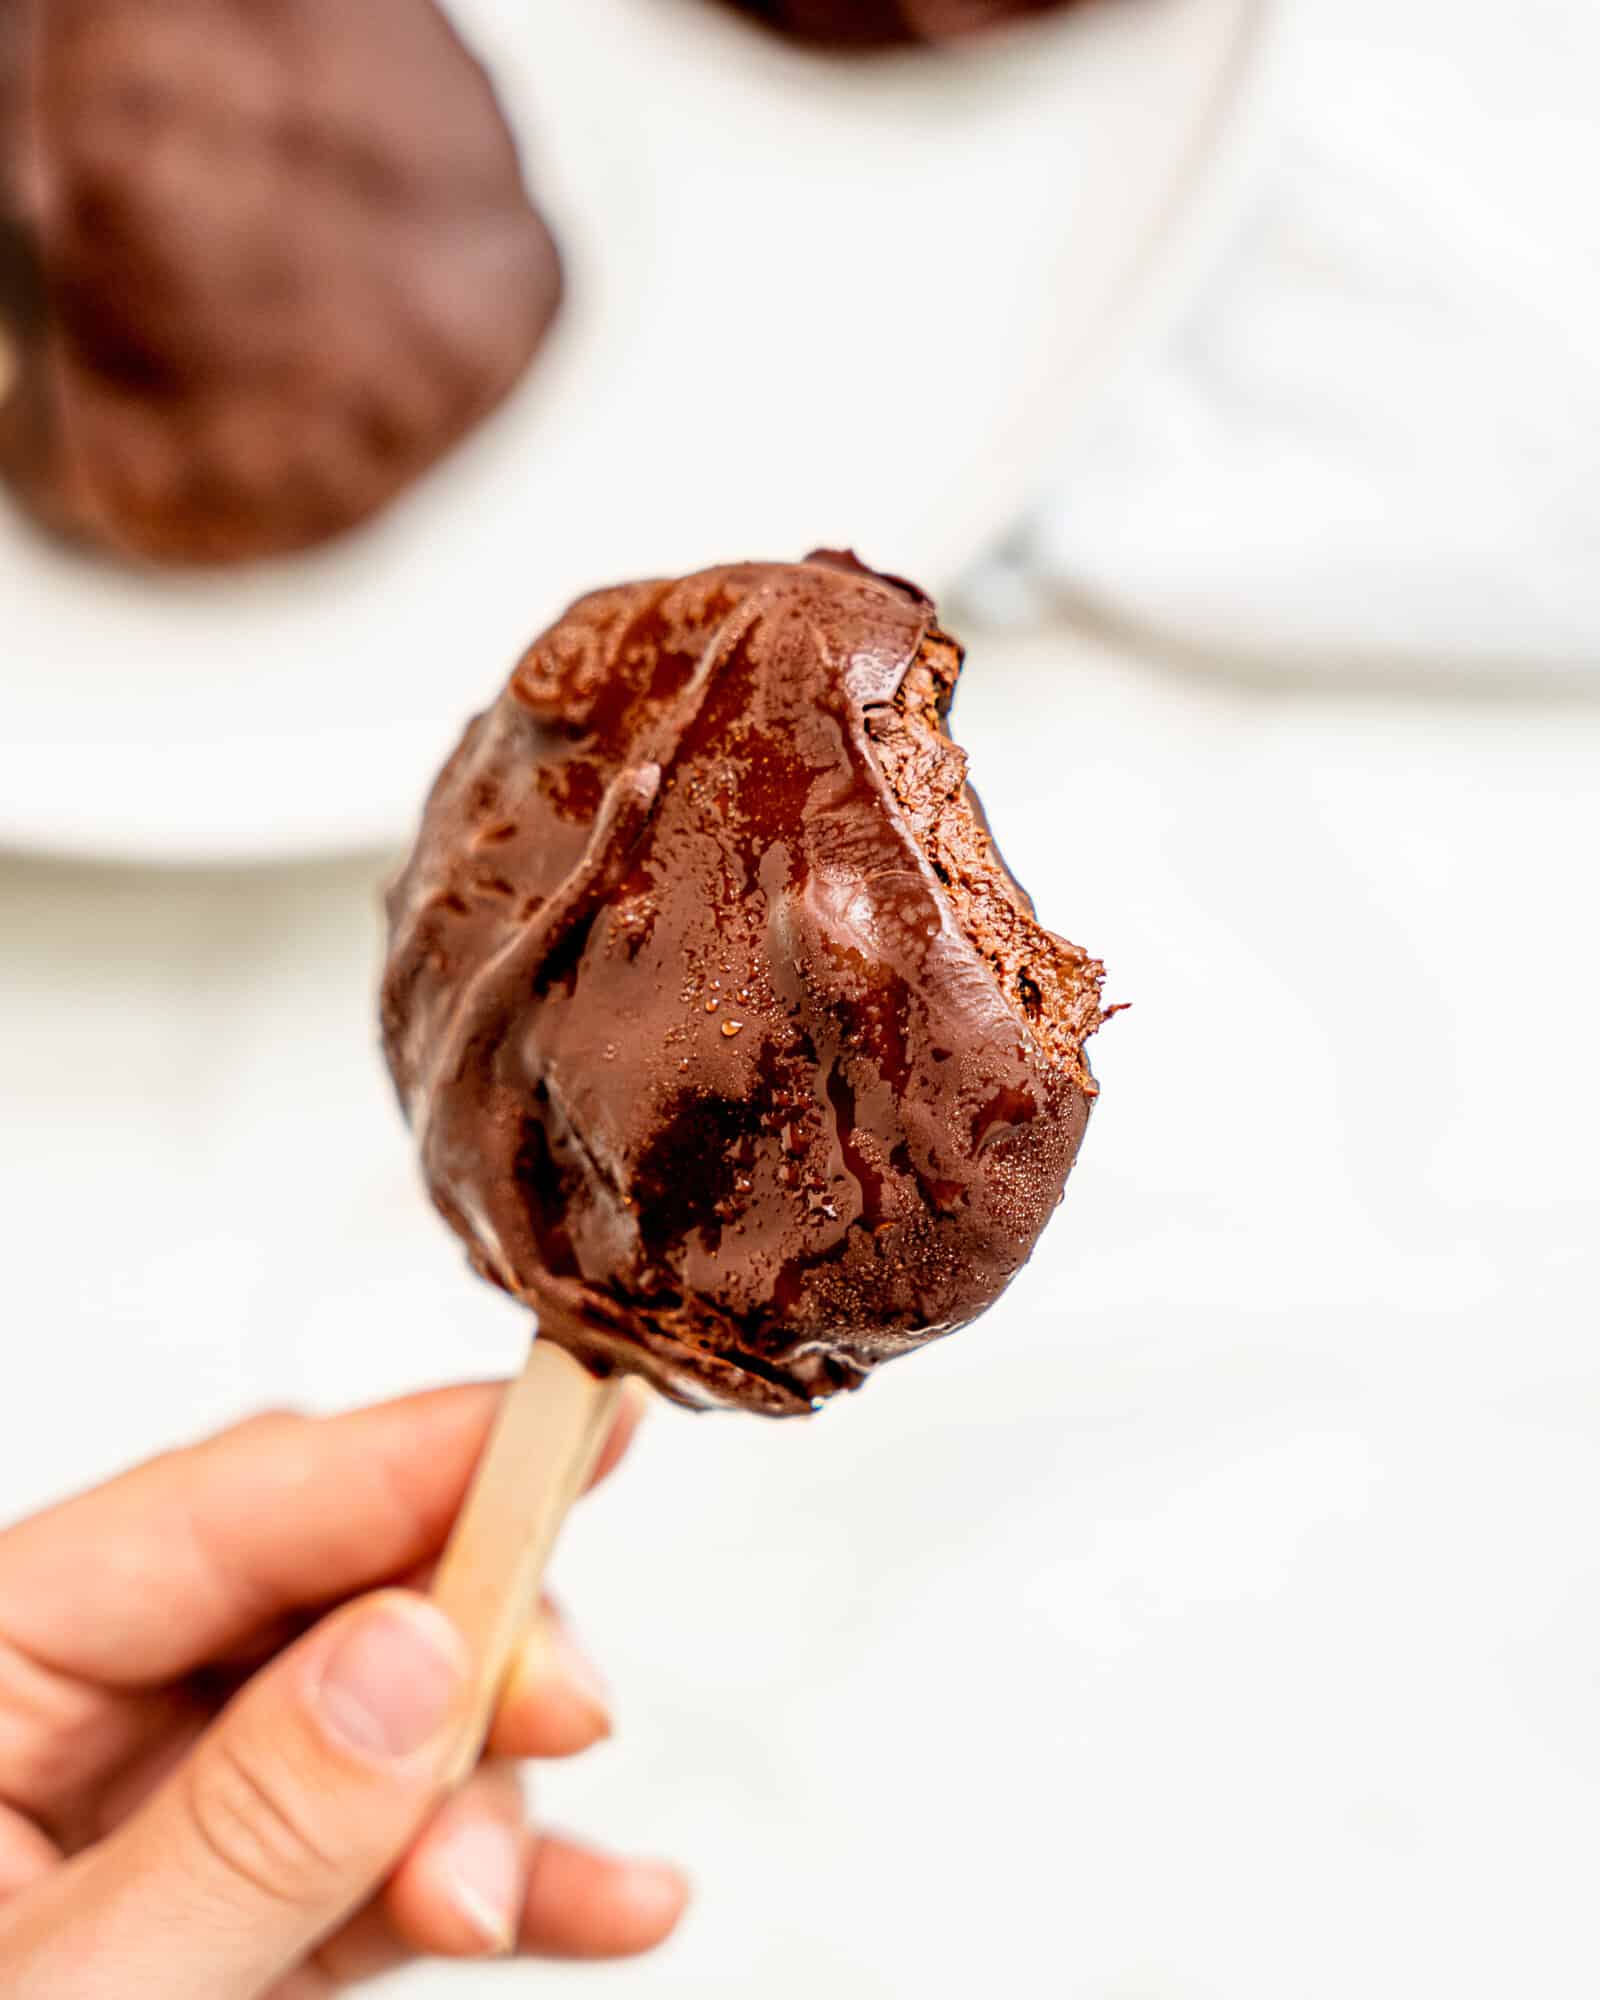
0 1384 687 1997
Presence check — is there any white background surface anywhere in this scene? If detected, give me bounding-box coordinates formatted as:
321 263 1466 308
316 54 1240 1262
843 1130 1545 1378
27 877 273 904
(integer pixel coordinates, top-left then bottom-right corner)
3 615 1597 1997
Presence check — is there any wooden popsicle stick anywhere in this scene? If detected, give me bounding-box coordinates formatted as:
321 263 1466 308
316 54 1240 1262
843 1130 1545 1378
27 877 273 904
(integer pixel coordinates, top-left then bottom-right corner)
431 1332 622 1787
0 325 17 408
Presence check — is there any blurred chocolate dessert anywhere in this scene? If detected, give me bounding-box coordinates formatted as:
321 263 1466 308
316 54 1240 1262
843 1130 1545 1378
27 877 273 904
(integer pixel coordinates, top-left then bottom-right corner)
0 0 561 564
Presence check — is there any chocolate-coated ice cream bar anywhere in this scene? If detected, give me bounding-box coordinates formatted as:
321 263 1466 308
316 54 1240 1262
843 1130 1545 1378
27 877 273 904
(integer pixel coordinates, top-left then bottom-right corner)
384 553 1106 1415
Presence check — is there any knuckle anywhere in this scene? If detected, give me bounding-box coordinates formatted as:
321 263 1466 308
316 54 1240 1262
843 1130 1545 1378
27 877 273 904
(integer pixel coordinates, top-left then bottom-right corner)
226 1407 309 1445
181 1734 339 1909
163 1408 307 1476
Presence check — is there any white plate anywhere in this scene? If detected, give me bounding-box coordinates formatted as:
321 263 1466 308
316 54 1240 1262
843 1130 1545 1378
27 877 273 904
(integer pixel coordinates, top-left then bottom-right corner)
0 0 1267 864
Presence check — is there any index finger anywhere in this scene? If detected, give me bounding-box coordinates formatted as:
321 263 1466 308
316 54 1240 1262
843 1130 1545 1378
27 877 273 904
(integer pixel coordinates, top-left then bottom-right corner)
0 1376 641 1687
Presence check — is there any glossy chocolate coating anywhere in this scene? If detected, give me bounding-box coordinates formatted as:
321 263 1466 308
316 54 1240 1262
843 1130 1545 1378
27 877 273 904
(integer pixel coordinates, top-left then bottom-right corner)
0 0 560 565
719 0 1084 47
383 554 1105 1414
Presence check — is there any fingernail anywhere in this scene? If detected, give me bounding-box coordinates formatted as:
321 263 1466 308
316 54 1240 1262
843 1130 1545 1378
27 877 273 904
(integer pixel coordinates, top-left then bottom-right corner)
621 1859 690 1928
528 1614 612 1738
441 1818 523 1955
315 1594 466 1761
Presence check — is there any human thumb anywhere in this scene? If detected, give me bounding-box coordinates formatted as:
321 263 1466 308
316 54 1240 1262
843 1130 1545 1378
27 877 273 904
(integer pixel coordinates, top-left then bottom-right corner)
21 1591 473 2000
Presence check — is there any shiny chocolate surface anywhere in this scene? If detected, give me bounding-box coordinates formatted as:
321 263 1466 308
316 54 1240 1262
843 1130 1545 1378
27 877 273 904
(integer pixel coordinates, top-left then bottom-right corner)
383 553 1105 1413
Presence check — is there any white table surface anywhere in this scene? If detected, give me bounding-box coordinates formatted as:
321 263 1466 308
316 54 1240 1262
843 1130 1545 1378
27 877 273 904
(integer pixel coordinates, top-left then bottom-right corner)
3 617 1598 1997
